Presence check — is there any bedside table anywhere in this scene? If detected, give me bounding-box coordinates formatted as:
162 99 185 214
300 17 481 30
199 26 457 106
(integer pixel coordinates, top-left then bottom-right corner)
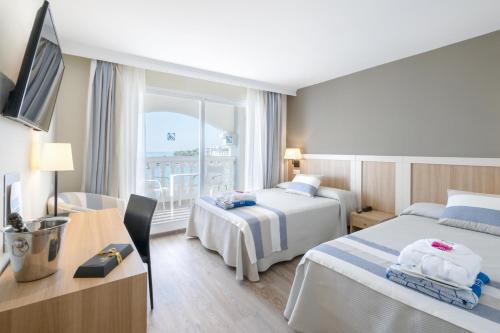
350 210 395 233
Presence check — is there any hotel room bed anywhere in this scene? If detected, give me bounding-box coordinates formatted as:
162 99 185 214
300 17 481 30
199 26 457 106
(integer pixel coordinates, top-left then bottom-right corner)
186 187 357 281
284 209 500 333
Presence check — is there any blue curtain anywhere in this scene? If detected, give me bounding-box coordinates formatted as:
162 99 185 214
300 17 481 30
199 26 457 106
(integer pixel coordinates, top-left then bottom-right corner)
84 61 118 195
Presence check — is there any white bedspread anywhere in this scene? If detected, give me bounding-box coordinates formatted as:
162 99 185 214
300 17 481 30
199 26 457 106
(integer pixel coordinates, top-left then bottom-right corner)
186 188 352 281
285 214 500 333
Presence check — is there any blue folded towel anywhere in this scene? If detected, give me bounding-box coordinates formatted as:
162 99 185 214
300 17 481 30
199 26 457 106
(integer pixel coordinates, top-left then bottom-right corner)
214 191 257 210
215 199 256 210
386 264 490 309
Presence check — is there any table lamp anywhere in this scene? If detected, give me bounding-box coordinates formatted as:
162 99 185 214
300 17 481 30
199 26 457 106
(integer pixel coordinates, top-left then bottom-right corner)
40 143 74 216
284 148 303 169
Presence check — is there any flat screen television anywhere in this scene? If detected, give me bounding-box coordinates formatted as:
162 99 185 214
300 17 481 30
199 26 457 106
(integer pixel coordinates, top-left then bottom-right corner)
3 1 64 132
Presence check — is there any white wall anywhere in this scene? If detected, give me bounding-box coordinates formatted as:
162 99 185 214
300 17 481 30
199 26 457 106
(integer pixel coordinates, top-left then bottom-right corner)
0 0 55 221
146 70 246 103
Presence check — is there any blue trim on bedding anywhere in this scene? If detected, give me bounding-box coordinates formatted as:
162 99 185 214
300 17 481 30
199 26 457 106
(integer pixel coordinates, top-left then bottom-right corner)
313 243 500 322
287 182 317 196
228 209 264 259
202 196 263 259
259 203 288 250
441 206 500 227
314 243 387 277
489 280 500 289
346 235 400 256
201 196 288 259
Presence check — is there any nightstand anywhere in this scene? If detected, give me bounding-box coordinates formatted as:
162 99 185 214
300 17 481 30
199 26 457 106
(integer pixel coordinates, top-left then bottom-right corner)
350 210 395 233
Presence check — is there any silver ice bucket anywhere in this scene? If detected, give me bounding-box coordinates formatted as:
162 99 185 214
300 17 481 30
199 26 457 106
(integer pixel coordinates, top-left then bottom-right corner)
4 217 70 282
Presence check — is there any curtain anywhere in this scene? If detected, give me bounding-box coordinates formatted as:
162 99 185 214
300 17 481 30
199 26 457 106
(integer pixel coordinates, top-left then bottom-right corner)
82 60 118 195
82 60 146 201
263 92 286 188
244 89 287 191
244 89 265 191
115 66 146 200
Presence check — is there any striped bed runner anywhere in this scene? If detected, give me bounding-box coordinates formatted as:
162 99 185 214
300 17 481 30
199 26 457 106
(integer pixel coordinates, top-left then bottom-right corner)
305 234 500 332
201 196 287 262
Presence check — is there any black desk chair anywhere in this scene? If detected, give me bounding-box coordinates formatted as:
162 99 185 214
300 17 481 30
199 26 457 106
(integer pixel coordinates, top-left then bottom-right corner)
124 194 157 309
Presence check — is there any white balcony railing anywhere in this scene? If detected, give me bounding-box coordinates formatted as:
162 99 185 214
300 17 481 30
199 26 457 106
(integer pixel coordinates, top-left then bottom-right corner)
145 155 237 217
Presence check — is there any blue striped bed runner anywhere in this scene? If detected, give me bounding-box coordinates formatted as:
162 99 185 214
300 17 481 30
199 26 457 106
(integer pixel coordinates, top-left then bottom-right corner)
201 196 287 260
307 234 500 330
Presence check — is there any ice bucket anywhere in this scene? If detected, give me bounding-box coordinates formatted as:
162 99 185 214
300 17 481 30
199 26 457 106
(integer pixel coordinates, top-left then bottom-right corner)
3 217 70 282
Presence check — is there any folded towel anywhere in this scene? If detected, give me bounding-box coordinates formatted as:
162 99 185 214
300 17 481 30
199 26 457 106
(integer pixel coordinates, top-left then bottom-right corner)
398 239 482 286
217 191 257 203
386 264 490 309
215 199 256 210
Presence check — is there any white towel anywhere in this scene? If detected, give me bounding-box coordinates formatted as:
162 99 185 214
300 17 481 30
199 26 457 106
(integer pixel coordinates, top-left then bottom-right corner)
397 239 482 287
217 191 256 203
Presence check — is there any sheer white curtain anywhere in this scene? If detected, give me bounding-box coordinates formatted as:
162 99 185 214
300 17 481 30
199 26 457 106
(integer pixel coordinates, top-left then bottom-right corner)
244 89 265 191
115 65 146 201
244 89 287 191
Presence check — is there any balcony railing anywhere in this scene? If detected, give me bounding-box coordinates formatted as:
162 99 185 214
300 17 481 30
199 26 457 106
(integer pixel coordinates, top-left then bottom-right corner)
145 155 237 223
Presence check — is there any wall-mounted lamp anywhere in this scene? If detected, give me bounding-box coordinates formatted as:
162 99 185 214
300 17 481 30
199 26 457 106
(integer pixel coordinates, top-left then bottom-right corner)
284 148 303 169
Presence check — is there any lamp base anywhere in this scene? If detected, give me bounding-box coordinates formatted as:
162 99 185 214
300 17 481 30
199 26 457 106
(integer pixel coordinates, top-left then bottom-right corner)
54 171 58 217
292 160 300 168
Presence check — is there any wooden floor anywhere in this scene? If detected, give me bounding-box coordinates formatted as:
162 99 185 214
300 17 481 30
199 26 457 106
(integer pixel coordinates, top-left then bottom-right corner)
147 233 300 333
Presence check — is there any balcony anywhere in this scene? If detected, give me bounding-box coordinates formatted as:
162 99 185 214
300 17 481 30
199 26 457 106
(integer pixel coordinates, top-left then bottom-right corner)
145 155 237 224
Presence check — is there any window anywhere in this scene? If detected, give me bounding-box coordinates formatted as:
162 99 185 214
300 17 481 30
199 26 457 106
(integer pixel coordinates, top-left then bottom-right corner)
144 90 245 225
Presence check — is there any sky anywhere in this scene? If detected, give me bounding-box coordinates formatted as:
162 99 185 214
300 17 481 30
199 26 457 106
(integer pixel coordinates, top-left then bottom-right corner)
145 112 225 154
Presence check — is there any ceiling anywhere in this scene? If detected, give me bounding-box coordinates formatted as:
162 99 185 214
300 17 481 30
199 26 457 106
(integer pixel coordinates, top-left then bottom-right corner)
50 0 500 92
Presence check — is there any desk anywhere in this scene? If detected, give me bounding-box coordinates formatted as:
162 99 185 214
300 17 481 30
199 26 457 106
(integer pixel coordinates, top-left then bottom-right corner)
0 209 147 333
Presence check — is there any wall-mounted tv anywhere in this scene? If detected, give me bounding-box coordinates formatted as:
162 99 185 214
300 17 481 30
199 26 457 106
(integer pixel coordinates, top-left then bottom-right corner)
3 1 64 132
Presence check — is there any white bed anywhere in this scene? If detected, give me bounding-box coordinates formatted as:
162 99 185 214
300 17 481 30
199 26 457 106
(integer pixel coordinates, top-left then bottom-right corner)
284 208 500 333
186 187 357 281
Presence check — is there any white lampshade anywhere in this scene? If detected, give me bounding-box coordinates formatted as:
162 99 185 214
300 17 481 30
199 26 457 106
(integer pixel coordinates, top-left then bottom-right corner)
40 143 74 171
284 148 303 160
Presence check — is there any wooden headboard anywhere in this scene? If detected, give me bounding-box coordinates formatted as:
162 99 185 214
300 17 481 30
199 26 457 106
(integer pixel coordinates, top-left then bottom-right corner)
287 159 351 190
361 161 396 214
284 154 500 214
411 163 500 204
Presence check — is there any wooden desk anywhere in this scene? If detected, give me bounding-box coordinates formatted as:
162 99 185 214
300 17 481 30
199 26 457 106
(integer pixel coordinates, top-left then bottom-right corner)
0 209 147 333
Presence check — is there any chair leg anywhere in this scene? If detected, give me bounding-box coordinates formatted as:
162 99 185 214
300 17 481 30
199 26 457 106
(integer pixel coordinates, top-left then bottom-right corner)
147 261 154 309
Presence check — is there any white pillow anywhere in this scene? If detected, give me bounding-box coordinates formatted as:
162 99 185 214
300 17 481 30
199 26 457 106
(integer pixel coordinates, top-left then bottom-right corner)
401 202 446 220
286 174 321 197
276 182 291 189
438 190 500 236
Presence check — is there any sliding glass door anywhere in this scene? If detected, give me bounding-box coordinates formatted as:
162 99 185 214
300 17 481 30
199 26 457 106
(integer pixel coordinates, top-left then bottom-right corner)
144 91 244 224
203 101 245 196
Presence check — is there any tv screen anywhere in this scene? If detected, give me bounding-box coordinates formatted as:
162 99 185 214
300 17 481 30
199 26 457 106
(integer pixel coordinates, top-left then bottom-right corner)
3 1 64 132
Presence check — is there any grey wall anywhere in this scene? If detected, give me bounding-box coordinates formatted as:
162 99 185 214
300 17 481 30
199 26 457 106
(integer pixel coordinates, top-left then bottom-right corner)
287 30 500 157
55 55 91 192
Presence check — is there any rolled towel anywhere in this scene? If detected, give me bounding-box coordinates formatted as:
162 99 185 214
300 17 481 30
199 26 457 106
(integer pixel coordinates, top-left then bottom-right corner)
386 264 490 309
398 239 482 287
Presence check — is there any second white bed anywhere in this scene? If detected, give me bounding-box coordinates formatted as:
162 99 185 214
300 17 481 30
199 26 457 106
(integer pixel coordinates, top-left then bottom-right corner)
186 187 357 281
